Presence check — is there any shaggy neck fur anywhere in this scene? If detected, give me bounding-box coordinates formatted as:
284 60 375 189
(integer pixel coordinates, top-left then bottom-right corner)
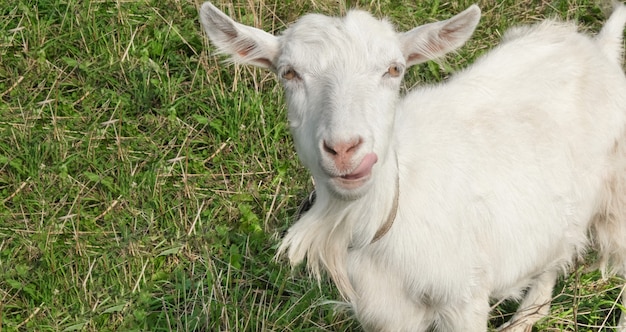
277 150 400 301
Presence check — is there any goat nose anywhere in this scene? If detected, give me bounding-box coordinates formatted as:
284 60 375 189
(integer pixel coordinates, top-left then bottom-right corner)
323 138 363 170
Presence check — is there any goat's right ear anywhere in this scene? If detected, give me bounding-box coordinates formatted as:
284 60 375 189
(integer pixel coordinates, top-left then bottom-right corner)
400 5 481 66
199 2 279 69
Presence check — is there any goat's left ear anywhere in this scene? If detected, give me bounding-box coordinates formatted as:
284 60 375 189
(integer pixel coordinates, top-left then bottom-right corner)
199 2 279 69
400 5 481 66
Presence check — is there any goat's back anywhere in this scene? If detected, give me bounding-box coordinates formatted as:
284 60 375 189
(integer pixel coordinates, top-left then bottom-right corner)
391 18 626 297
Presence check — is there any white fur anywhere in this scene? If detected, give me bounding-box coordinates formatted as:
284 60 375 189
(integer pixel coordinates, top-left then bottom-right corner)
200 2 626 331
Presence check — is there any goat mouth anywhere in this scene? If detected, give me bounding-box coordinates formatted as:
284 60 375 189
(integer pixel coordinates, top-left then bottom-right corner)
333 153 378 186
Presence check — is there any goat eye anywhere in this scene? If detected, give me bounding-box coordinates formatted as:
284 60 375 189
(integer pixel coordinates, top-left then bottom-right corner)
386 64 403 78
282 67 299 81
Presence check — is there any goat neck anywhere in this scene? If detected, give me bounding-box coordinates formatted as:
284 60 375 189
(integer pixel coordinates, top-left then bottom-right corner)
370 154 399 244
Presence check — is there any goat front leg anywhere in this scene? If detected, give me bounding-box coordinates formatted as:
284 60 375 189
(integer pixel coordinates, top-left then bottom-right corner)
498 270 557 332
437 290 491 332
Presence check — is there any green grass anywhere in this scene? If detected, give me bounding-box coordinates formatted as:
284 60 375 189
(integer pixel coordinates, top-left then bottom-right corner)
0 0 624 331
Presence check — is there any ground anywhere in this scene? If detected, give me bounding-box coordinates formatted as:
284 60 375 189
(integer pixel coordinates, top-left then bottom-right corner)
0 0 624 331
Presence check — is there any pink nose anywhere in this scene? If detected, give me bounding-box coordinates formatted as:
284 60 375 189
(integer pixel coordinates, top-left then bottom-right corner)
323 138 363 172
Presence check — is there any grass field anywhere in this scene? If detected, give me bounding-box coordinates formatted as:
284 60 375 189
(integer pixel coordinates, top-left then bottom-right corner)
1 0 625 331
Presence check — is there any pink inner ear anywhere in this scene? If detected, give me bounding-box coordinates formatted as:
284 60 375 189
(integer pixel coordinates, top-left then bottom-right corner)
232 38 274 69
237 44 254 58
253 58 273 68
407 53 428 64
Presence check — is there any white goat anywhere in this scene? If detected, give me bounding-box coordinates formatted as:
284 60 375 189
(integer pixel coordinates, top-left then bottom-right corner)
200 2 626 331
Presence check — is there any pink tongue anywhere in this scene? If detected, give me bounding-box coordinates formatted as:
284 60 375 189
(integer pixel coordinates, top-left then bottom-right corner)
343 153 378 180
